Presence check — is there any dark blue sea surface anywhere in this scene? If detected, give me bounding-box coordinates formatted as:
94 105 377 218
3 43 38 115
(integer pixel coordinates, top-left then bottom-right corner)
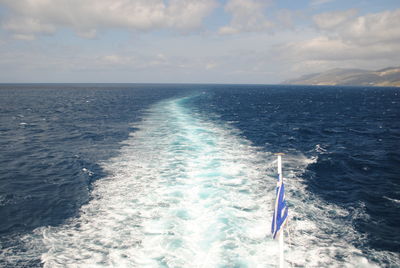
188 85 400 263
0 84 191 266
0 84 399 267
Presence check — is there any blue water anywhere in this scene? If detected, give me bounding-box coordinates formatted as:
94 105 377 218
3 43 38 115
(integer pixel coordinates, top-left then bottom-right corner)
0 84 399 267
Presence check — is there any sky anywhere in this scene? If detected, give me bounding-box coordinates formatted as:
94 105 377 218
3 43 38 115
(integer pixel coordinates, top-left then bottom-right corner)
0 0 399 84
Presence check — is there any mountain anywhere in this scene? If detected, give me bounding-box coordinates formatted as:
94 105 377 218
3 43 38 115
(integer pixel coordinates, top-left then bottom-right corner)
282 67 400 87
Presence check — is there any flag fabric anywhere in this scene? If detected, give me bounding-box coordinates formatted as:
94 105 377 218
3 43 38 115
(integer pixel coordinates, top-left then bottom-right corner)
271 175 288 239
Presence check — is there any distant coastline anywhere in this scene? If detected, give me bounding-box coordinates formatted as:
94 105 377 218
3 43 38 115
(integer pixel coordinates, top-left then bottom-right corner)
282 67 400 87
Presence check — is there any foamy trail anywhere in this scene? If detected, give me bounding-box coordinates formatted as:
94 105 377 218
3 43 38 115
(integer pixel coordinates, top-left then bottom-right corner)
30 96 380 267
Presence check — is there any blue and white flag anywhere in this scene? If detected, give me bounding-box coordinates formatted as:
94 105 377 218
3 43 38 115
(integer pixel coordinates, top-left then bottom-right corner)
271 175 288 239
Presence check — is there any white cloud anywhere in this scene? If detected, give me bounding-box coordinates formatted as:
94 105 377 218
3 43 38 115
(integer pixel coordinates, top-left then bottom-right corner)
271 9 308 30
310 0 335 6
284 36 400 62
205 62 217 70
11 33 36 41
274 8 400 76
0 0 217 39
313 8 400 45
76 29 97 39
275 9 295 29
100 54 130 65
313 9 358 30
219 0 273 35
3 17 56 35
342 9 400 45
0 1 398 83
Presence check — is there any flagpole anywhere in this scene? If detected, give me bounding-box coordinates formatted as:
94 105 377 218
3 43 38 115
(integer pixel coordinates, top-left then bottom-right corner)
277 154 284 268
272 153 287 267
279 231 284 268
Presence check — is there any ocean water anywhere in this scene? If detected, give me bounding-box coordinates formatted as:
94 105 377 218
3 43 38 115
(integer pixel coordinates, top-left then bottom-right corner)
0 84 399 267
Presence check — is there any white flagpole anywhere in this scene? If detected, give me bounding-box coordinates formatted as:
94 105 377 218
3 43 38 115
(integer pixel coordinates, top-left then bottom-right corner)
279 227 284 268
277 154 284 268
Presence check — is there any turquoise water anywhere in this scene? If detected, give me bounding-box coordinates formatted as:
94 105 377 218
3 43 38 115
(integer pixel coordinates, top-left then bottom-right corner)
1 84 399 267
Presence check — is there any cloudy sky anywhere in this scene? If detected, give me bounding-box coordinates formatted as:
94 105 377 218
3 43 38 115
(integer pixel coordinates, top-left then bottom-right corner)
0 0 399 83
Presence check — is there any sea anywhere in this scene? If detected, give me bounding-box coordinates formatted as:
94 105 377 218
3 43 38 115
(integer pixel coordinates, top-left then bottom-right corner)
0 84 399 267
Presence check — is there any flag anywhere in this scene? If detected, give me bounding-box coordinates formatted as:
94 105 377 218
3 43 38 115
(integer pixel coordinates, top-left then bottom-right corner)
271 175 288 239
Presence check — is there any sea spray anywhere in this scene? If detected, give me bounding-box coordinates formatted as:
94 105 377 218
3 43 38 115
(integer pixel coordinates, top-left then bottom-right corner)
34 96 377 267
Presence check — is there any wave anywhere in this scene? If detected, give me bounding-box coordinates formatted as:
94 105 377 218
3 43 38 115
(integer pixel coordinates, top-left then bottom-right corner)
6 96 387 267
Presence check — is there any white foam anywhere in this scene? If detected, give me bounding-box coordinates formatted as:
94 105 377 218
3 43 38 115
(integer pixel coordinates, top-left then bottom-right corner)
9 96 396 267
315 144 327 153
33 98 275 267
384 196 400 205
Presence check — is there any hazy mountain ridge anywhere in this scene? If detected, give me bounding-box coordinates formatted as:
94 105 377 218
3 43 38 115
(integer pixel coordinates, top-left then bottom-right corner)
283 67 400 87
